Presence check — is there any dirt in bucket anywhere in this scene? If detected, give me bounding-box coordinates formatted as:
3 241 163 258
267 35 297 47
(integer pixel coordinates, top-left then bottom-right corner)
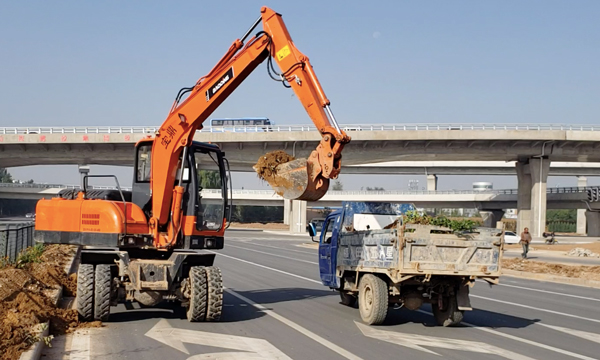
254 150 296 189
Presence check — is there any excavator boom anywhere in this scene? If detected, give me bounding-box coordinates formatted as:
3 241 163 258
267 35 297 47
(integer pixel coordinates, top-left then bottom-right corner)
151 7 350 236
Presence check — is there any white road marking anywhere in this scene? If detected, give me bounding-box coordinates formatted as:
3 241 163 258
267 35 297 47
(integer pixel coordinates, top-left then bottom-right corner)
145 318 292 359
482 281 600 302
226 288 364 360
226 244 318 264
69 328 92 360
471 295 600 324
537 323 600 345
416 310 597 360
231 240 316 255
214 252 322 284
356 321 536 360
217 252 599 360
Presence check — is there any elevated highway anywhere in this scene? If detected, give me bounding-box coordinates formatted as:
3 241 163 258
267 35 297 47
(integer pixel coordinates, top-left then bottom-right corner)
2 123 600 169
2 123 600 237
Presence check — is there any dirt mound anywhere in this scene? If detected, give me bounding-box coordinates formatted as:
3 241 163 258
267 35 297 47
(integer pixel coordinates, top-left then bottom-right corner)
0 245 86 360
502 258 600 282
254 150 295 190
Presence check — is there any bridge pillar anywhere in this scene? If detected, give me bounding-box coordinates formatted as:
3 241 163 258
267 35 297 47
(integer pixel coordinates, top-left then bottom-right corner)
585 211 600 237
480 210 505 228
516 161 532 235
516 159 550 238
290 200 307 234
283 199 291 225
577 176 587 235
427 174 438 191
530 158 550 238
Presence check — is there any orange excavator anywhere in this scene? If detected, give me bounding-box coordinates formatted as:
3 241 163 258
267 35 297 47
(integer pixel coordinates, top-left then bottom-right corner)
34 6 350 322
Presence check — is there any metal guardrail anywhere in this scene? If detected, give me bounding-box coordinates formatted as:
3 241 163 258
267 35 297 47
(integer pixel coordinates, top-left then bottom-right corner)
1 123 600 135
1 183 597 196
0 222 34 263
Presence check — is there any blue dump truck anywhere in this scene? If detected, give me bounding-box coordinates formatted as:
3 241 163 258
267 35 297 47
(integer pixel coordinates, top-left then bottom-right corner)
308 202 502 326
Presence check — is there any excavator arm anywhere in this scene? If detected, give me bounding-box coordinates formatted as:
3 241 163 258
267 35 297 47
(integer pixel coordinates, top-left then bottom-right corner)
150 7 350 239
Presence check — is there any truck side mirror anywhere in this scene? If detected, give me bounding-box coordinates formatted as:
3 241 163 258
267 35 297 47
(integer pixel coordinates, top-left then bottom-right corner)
306 223 317 238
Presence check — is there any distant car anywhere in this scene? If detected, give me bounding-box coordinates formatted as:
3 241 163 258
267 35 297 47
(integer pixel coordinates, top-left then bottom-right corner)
25 213 35 218
503 231 521 244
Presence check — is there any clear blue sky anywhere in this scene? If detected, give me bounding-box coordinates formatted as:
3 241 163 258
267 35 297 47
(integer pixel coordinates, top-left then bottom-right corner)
2 1 599 190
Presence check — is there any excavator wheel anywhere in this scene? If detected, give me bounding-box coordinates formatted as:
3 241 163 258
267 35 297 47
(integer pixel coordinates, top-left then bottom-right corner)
76 264 94 322
205 266 223 321
94 264 113 321
187 266 208 322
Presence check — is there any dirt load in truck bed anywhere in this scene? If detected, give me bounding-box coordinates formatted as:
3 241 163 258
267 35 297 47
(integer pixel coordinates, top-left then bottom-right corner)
0 245 97 360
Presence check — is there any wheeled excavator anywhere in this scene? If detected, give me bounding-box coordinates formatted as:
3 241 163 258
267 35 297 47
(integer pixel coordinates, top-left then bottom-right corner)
34 6 350 322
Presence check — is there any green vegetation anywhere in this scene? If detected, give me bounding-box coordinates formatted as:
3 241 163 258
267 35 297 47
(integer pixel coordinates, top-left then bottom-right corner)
332 180 344 191
231 206 282 223
15 243 45 268
198 169 221 189
0 168 13 183
403 210 479 232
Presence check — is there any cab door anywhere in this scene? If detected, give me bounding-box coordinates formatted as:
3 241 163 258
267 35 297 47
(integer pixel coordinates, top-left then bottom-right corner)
318 214 339 287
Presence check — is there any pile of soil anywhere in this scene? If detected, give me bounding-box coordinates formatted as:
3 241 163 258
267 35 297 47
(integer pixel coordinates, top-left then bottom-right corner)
0 245 86 360
502 258 600 282
254 150 295 189
504 242 600 254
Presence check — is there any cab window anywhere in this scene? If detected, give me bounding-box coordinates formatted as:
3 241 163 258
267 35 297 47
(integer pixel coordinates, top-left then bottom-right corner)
321 218 335 244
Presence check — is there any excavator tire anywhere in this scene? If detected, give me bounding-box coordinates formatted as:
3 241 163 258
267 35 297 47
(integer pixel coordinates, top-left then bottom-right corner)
205 266 223 322
358 274 388 325
94 264 112 321
76 264 94 322
187 266 208 322
432 293 464 327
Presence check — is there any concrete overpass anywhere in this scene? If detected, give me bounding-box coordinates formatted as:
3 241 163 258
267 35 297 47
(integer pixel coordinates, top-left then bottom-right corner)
3 183 600 235
3 123 600 237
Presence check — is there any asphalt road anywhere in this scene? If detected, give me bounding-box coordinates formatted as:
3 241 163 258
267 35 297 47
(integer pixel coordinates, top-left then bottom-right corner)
44 230 600 360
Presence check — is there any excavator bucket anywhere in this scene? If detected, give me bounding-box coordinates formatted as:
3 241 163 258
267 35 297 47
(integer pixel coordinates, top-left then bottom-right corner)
253 154 329 201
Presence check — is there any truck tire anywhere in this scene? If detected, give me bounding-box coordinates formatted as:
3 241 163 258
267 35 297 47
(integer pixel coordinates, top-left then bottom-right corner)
76 264 94 322
94 264 112 321
187 266 208 322
205 266 223 321
432 294 464 327
339 291 357 307
358 274 388 325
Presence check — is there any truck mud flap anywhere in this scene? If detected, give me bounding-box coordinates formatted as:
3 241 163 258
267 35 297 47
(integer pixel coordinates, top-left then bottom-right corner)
457 284 472 311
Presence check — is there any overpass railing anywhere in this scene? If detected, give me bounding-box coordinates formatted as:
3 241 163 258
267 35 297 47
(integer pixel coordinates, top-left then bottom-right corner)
2 123 600 135
1 183 596 196
0 222 34 264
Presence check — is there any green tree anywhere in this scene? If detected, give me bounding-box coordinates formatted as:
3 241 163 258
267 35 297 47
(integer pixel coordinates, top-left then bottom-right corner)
198 170 221 189
546 209 576 222
332 180 343 191
0 168 13 183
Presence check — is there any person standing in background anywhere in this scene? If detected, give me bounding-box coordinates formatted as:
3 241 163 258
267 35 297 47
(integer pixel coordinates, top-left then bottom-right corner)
520 227 532 259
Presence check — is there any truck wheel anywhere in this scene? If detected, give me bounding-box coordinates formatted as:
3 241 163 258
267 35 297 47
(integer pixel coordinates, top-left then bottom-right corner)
339 291 357 307
94 264 112 321
205 266 223 322
76 264 94 322
358 274 388 325
432 294 464 327
187 266 208 322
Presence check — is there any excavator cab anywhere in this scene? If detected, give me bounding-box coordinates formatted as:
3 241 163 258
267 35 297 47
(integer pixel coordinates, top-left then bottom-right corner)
132 139 231 245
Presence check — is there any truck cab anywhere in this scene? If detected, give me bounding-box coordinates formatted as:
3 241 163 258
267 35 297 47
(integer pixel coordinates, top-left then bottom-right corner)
315 211 342 288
